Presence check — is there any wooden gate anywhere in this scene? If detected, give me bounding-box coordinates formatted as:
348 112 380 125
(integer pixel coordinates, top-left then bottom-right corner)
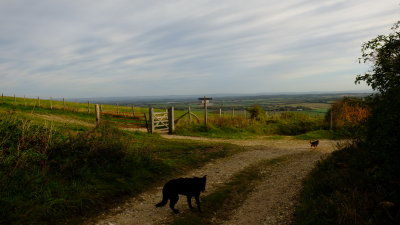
149 107 175 134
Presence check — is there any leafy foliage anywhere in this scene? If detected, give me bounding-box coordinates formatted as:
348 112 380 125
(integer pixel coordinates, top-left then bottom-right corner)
356 21 400 94
356 21 400 151
325 97 370 138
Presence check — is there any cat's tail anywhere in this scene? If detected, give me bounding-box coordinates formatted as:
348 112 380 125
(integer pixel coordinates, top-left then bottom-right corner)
155 194 168 207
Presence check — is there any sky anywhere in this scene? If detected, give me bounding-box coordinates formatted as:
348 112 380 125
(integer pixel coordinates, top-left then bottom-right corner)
0 0 399 98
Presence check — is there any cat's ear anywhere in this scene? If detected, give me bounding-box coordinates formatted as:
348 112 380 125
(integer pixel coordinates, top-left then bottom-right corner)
203 175 207 179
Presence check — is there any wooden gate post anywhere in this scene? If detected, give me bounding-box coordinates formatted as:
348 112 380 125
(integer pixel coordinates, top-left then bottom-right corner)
149 108 155 133
198 96 212 127
95 104 101 126
168 107 175 134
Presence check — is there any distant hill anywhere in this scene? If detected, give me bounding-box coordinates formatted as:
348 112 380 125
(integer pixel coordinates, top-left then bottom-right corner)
70 91 372 104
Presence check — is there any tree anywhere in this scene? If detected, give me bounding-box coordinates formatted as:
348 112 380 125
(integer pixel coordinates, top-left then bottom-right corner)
356 21 400 95
356 20 400 151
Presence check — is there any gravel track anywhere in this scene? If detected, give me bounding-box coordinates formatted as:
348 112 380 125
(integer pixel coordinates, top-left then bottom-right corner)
220 151 323 225
83 136 339 225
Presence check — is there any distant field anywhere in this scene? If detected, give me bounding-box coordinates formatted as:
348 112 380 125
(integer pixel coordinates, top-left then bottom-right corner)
86 92 368 113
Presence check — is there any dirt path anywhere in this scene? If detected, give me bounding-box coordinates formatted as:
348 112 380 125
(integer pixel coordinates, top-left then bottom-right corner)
220 151 322 225
83 136 340 225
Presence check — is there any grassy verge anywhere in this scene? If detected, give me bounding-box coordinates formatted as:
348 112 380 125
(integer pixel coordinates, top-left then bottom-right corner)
168 152 313 225
0 112 239 225
295 130 340 140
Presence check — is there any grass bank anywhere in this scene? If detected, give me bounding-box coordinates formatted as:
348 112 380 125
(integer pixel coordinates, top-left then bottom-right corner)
295 143 400 225
0 113 239 225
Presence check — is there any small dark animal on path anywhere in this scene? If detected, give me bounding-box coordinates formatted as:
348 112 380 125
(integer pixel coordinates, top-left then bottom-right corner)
310 140 319 148
155 175 206 214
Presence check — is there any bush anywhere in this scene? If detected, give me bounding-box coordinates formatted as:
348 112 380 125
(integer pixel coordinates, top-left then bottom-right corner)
325 97 369 138
246 105 265 120
0 114 158 225
49 123 129 174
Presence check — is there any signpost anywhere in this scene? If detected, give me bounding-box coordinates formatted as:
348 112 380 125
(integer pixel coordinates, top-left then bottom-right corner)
198 96 212 126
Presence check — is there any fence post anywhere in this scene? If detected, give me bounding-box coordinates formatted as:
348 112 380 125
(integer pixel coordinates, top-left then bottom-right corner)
117 104 119 115
168 107 175 134
63 98 65 110
87 101 90 113
50 97 53 110
149 108 154 134
204 103 208 127
95 104 101 126
13 94 16 106
232 108 235 117
131 105 135 116
37 96 40 107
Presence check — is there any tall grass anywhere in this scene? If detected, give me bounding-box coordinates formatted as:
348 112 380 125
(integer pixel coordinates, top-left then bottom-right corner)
175 112 326 138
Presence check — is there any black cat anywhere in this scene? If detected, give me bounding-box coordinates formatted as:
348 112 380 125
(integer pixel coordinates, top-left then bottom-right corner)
155 175 206 214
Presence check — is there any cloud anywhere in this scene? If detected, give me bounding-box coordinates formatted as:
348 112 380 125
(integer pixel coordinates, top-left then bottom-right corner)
0 0 398 97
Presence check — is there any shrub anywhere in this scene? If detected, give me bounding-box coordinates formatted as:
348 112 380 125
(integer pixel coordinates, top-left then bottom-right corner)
325 97 369 138
246 105 265 120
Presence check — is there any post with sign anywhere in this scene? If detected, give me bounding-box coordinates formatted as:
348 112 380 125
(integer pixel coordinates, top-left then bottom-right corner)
198 96 212 127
